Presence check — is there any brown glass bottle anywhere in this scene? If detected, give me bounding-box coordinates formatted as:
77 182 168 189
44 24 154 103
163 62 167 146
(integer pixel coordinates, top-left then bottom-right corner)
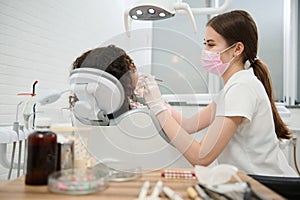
25 118 57 185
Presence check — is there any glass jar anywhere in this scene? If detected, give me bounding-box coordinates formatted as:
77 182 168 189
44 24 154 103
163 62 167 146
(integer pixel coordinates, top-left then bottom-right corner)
25 118 57 185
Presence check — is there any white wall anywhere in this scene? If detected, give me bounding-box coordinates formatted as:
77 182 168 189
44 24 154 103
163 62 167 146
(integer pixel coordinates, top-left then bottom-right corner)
0 0 152 179
0 0 152 126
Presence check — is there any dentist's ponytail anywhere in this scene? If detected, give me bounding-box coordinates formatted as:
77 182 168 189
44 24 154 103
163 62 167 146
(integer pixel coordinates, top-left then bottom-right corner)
250 59 291 140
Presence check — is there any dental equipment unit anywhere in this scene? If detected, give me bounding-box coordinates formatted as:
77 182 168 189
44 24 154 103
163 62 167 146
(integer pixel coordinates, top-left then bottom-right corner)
0 81 39 179
0 81 71 179
124 0 233 36
1 101 24 179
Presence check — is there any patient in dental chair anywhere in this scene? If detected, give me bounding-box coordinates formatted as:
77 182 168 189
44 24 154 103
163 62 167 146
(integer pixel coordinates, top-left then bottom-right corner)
70 44 144 119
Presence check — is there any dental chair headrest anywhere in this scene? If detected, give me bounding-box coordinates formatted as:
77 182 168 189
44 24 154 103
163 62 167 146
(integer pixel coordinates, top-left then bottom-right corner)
69 68 125 126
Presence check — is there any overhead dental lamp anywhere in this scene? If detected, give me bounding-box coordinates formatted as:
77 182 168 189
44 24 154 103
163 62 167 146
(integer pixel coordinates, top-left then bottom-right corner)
125 0 197 34
128 0 194 22
124 0 232 36
129 0 177 20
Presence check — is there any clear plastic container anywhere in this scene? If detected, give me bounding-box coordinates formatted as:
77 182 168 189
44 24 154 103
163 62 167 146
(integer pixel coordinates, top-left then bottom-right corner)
95 162 142 182
48 167 109 195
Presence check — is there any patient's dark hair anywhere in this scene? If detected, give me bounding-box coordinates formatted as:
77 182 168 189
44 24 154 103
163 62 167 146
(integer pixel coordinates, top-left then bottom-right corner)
72 45 137 118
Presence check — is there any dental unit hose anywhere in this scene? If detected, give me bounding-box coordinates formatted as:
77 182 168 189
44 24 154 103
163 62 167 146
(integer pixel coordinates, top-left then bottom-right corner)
7 101 24 179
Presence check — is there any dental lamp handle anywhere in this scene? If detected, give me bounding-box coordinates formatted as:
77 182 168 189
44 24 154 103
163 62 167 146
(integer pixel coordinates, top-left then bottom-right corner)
174 2 197 34
124 8 132 37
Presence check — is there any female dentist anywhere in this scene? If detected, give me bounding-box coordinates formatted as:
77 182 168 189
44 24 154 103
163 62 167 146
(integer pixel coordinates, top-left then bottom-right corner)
139 10 298 176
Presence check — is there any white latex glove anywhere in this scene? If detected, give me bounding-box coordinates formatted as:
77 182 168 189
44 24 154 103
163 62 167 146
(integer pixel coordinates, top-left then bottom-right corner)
135 73 146 97
137 74 167 115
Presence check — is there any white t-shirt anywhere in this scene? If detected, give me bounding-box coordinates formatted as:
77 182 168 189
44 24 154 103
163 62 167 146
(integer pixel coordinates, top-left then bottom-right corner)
214 68 297 176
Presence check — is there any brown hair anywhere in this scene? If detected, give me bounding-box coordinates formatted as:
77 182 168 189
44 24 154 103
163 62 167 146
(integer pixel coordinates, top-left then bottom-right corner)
72 45 137 118
207 10 291 140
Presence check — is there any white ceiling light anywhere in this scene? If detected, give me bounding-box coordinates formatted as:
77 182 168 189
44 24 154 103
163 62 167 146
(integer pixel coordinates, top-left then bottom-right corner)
124 0 233 37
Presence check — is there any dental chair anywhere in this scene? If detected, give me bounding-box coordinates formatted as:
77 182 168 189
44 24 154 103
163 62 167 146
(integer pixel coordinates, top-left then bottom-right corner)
69 68 192 171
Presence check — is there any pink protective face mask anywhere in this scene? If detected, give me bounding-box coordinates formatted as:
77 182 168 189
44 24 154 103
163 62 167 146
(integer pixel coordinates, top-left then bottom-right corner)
201 43 236 76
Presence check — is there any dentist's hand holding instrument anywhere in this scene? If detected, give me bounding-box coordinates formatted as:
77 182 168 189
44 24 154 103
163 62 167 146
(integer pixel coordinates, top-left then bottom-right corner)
137 74 167 115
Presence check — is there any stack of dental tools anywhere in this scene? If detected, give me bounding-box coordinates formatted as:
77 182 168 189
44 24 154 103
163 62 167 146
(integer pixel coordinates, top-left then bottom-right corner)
136 180 183 200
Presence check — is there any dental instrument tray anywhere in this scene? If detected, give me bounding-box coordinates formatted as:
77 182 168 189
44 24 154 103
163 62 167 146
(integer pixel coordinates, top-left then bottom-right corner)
48 167 109 195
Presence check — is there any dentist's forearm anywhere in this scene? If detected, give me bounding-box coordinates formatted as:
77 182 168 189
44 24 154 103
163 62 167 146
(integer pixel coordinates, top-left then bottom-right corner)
170 104 214 134
156 110 212 166
169 107 203 134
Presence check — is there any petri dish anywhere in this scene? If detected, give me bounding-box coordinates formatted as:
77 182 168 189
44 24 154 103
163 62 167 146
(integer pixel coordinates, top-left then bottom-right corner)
48 167 109 195
95 162 142 182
